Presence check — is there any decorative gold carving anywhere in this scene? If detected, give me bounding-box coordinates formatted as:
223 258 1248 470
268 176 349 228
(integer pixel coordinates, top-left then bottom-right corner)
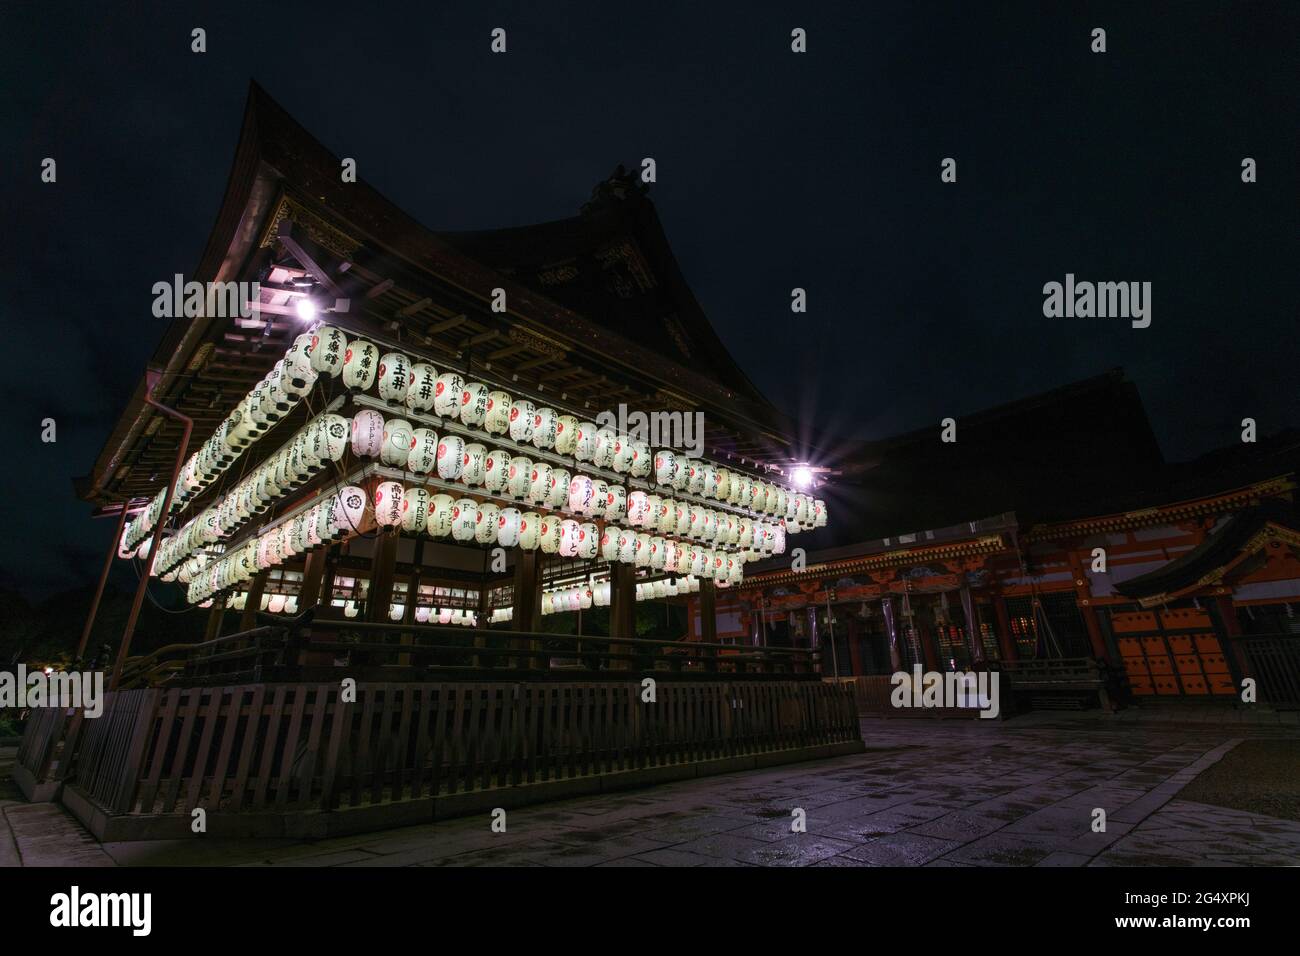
507 326 567 360
258 196 361 260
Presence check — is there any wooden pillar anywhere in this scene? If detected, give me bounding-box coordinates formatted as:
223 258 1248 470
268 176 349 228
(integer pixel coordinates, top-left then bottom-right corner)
298 548 328 611
366 531 399 622
1214 592 1248 681
512 550 542 668
917 616 941 671
699 579 718 643
240 571 269 632
960 584 984 664
609 563 637 668
994 594 1018 662
881 596 903 671
203 597 226 642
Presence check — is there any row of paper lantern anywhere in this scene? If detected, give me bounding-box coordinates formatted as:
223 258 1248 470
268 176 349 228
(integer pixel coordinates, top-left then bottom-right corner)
182 485 367 603
540 574 703 616
123 331 332 553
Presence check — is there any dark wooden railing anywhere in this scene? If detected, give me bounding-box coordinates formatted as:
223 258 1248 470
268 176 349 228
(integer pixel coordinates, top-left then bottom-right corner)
59 678 860 838
1237 634 1300 708
173 615 821 686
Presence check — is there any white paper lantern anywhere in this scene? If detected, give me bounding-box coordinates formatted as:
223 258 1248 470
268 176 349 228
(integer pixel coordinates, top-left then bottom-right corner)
484 391 512 435
649 537 667 571
310 325 347 377
269 593 287 614
431 371 463 418
559 519 580 557
518 511 541 550
462 443 487 486
605 484 627 522
529 462 554 507
437 434 466 481
538 514 562 554
451 498 478 541
629 441 652 478
408 428 439 474
427 494 455 538
483 449 511 492
497 507 522 547
616 527 637 564
382 418 414 467
474 502 500 544
532 407 558 449
634 532 652 568
459 382 489 428
351 409 384 458
508 398 536 443
401 487 431 534
547 467 569 510
655 497 675 535
627 491 650 527
374 481 405 527
506 455 532 499
554 415 579 455
592 428 618 468
415 606 431 623
342 339 379 391
573 422 598 462
377 352 412 403
611 436 635 473
576 522 598 560
600 527 620 561
654 449 677 487
406 363 438 412
568 474 595 515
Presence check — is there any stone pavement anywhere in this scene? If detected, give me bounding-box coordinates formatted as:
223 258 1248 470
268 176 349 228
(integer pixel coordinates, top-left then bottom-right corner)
3 711 1299 867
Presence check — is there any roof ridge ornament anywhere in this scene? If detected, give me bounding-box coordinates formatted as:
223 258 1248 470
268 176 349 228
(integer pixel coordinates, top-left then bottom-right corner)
580 164 650 217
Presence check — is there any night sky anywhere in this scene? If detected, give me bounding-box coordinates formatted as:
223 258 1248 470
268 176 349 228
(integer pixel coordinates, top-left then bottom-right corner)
3 1 1297 597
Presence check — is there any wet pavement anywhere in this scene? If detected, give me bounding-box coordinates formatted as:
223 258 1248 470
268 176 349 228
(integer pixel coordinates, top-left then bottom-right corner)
3 710 1299 867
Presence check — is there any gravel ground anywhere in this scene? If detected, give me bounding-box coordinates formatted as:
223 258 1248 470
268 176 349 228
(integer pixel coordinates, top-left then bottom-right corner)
1175 739 1300 822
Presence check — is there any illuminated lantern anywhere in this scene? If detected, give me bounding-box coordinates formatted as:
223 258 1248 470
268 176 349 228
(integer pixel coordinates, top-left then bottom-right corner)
612 436 635 473
336 485 368 537
409 428 439 474
668 500 686 537
697 463 716 499
655 497 675 535
506 456 532 499
451 499 478 542
268 593 287 614
795 494 811 527
649 536 667 571
554 415 579 455
686 463 707 496
281 355 318 397
538 515 561 554
374 481 405 527
529 462 554 507
320 414 348 462
401 487 431 534
654 449 677 487
291 514 311 554
616 527 637 564
546 468 569 509
532 407 558 449
427 494 455 538
773 487 788 518
344 601 359 619
475 502 500 544
568 474 595 515
579 585 593 610
462 443 488 485
382 418 415 467
406 363 438 413
429 371 461 418
518 511 541 550
671 456 689 491
605 484 627 522
573 422 598 462
645 494 664 533
784 491 799 523
634 532 652 568
576 522 598 560
732 475 751 508
377 352 411 404
438 607 453 625
306 504 323 548
595 581 611 606
484 390 512 435
559 519 580 557
483 449 511 492
627 491 650 526
415 606 431 623
688 504 705 539
629 441 652 478
737 518 754 552
497 507 522 547
593 428 618 468
663 541 679 574
814 499 827 528
600 527 619 561
508 398 536 443
307 325 345 377
771 523 787 554
459 382 489 428
541 593 555 616
342 339 379 391
588 477 609 519
351 409 384 458
437 434 466 481
389 603 405 622
701 510 718 542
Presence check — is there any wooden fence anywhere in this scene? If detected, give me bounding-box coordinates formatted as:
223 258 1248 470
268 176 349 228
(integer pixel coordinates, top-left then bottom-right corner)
58 678 859 837
1238 635 1300 708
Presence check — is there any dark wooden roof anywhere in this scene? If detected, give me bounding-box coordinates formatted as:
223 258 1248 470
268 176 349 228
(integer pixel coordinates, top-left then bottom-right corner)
79 83 802 511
